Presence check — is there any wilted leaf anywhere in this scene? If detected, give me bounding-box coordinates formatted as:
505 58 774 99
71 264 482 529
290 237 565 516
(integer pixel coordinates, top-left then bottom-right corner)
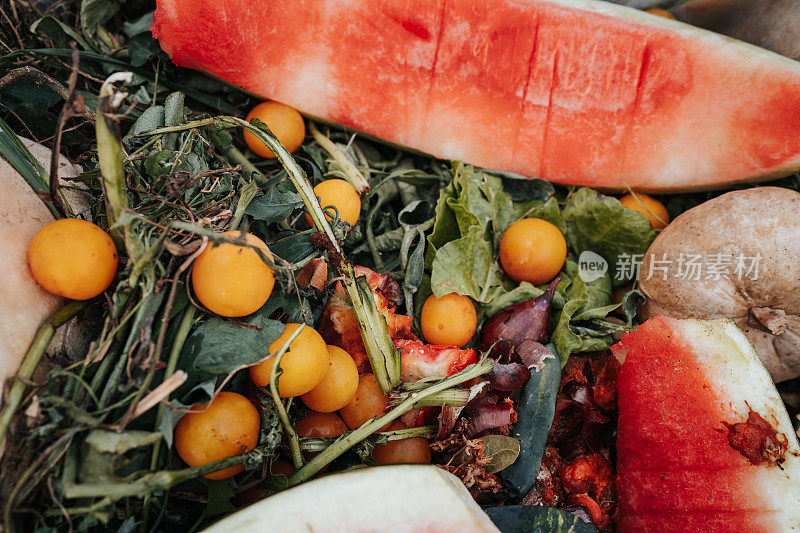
206 480 236 516
562 188 656 286
246 183 304 224
481 434 521 474
85 430 162 455
182 315 285 375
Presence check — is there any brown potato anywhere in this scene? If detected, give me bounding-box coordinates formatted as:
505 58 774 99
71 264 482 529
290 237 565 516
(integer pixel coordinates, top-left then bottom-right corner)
639 187 800 382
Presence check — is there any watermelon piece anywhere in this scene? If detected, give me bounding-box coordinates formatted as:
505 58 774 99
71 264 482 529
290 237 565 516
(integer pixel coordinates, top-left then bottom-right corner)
203 465 500 532
151 0 800 192
612 316 800 532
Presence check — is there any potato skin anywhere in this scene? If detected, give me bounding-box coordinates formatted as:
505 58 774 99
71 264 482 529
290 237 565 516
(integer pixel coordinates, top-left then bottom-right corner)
639 187 800 382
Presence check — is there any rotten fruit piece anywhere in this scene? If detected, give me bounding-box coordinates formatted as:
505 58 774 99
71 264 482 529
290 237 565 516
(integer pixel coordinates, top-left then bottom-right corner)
613 316 800 532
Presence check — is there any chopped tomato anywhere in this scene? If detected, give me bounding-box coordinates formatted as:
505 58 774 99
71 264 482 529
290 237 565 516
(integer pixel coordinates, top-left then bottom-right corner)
396 339 478 382
319 266 416 371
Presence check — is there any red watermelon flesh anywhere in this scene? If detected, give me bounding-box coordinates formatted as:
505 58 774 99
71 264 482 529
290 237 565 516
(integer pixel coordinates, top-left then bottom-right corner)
151 0 800 192
612 316 800 532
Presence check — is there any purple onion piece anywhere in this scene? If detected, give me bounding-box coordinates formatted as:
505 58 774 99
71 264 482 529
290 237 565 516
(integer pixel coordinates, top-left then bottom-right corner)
480 276 561 354
487 362 531 392
516 340 556 372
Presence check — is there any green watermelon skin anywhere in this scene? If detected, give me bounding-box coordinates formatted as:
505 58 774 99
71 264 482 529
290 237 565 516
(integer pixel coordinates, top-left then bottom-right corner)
484 505 597 533
613 316 800 532
152 0 800 192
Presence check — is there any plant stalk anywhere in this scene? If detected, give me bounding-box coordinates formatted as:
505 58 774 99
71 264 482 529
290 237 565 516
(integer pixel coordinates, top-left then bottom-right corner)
267 324 307 470
308 122 370 194
0 302 85 450
96 72 133 251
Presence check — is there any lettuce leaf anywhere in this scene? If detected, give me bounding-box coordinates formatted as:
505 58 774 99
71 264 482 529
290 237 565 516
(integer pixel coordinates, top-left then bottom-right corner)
562 188 656 286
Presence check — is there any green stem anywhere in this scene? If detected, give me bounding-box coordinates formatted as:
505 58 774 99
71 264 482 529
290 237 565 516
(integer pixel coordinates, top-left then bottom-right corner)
149 305 196 471
64 445 271 500
391 387 471 407
268 325 307 470
308 122 370 194
96 72 134 252
299 425 437 453
287 358 493 486
0 302 85 448
210 130 264 185
142 305 196 532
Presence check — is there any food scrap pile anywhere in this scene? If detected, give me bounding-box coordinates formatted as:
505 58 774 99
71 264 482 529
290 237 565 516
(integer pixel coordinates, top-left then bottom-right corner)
1 2 799 533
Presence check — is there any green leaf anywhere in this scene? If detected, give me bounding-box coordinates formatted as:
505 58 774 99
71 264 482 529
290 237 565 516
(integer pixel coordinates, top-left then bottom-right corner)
85 430 162 455
0 116 50 194
562 188 656 286
0 79 62 140
162 92 185 150
122 11 155 36
30 16 92 50
430 226 497 301
480 435 521 474
182 315 285 375
206 480 236 516
80 0 123 51
426 179 459 268
246 184 304 224
513 196 566 234
269 233 315 264
127 106 165 138
142 149 174 179
450 434 520 475
551 261 616 362
428 164 512 302
485 505 597 533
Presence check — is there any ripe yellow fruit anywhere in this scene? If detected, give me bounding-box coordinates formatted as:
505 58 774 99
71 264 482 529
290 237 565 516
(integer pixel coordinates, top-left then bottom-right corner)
27 218 117 300
499 218 567 285
243 101 305 158
339 373 389 430
301 346 359 412
420 293 476 347
174 391 260 480
191 231 275 317
249 324 330 397
306 179 361 228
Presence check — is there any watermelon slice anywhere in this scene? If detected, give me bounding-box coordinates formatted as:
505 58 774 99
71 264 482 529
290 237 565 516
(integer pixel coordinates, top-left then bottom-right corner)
151 0 800 192
203 465 500 532
612 316 800 532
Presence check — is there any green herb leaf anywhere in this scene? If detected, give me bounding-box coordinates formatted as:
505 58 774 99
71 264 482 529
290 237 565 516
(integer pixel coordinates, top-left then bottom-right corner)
480 435 521 474
246 183 304 224
182 315 285 375
206 480 236 516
